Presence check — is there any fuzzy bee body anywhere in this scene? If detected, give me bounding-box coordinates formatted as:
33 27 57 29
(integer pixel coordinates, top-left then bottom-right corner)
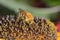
18 9 34 22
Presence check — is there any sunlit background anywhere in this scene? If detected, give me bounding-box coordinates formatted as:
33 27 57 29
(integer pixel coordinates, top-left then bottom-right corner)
0 0 60 40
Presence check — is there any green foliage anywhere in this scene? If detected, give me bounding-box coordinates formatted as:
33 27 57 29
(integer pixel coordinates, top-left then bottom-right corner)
0 5 16 16
45 0 60 6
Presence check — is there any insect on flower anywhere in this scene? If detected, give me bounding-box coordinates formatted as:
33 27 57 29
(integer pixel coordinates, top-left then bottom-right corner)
18 8 34 22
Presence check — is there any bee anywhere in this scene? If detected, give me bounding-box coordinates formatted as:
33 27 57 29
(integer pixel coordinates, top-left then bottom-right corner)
17 8 34 22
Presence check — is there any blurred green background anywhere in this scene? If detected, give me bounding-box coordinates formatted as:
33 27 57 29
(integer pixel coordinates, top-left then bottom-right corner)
0 0 60 22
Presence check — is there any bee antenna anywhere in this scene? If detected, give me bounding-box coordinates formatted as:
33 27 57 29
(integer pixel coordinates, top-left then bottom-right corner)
19 8 22 10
